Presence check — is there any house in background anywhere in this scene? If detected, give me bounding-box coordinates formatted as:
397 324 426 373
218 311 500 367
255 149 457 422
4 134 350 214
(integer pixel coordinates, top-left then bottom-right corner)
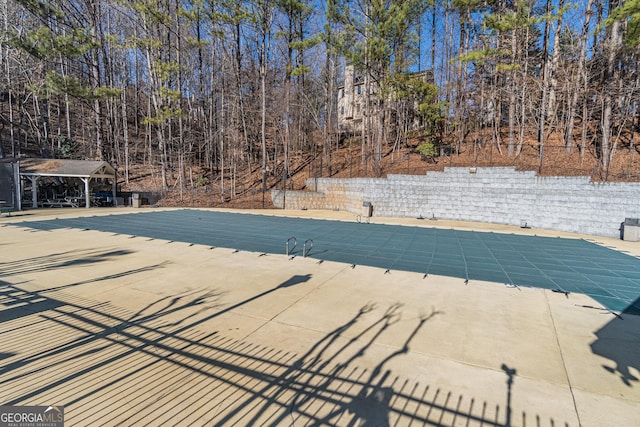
337 65 435 137
337 65 366 135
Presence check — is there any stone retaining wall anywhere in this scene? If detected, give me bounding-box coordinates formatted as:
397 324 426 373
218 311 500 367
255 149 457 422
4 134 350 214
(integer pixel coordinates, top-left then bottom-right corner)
272 167 640 238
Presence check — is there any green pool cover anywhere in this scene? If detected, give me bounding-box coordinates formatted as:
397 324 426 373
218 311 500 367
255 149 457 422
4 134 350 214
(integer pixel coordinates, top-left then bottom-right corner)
14 209 640 315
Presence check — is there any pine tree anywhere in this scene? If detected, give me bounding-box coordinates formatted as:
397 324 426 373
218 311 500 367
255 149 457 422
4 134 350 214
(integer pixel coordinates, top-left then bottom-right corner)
8 0 120 160
607 0 640 47
333 0 428 175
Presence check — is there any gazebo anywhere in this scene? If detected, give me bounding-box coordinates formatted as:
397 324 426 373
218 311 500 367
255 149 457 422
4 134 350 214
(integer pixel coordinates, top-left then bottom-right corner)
19 158 117 208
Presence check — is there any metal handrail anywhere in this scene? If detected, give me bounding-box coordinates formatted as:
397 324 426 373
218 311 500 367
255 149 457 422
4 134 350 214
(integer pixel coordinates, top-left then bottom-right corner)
286 237 297 256
303 239 313 257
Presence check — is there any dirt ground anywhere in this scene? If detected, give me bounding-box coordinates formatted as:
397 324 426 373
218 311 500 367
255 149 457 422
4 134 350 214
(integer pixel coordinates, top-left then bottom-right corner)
142 135 640 209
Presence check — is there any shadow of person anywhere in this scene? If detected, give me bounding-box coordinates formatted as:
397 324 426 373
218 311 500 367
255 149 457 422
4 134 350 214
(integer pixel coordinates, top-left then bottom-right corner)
341 309 440 427
347 383 394 427
590 297 640 386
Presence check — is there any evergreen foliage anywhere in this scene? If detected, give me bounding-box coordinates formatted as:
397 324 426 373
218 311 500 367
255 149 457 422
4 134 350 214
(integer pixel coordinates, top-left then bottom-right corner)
0 0 638 190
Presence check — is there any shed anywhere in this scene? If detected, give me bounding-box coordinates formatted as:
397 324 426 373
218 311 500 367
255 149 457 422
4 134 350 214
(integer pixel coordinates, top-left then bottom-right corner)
0 160 20 213
18 158 117 208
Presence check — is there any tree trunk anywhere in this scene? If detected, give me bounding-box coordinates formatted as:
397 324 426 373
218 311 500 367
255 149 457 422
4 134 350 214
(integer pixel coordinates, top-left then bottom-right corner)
507 18 517 157
260 3 269 207
601 0 622 176
121 89 129 184
537 0 553 173
546 0 563 140
565 0 593 152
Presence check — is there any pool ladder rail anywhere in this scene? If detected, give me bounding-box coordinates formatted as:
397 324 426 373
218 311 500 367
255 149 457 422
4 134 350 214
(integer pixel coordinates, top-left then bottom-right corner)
286 237 296 256
285 237 313 257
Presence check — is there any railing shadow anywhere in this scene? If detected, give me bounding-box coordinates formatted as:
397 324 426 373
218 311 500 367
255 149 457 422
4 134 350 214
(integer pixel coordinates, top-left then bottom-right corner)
0 249 135 277
0 275 571 426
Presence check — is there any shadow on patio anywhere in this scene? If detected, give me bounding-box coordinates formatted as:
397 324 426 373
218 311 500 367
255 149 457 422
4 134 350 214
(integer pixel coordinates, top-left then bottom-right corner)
0 270 572 426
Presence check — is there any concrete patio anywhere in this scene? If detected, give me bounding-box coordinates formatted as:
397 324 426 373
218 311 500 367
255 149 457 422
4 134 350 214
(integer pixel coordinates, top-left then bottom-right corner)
1 207 639 426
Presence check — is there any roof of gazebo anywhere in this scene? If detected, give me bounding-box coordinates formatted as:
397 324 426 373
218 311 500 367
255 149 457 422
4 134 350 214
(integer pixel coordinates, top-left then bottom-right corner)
18 159 116 179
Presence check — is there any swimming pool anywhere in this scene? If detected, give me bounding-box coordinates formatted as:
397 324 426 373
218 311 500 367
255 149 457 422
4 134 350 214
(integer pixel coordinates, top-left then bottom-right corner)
15 209 640 314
